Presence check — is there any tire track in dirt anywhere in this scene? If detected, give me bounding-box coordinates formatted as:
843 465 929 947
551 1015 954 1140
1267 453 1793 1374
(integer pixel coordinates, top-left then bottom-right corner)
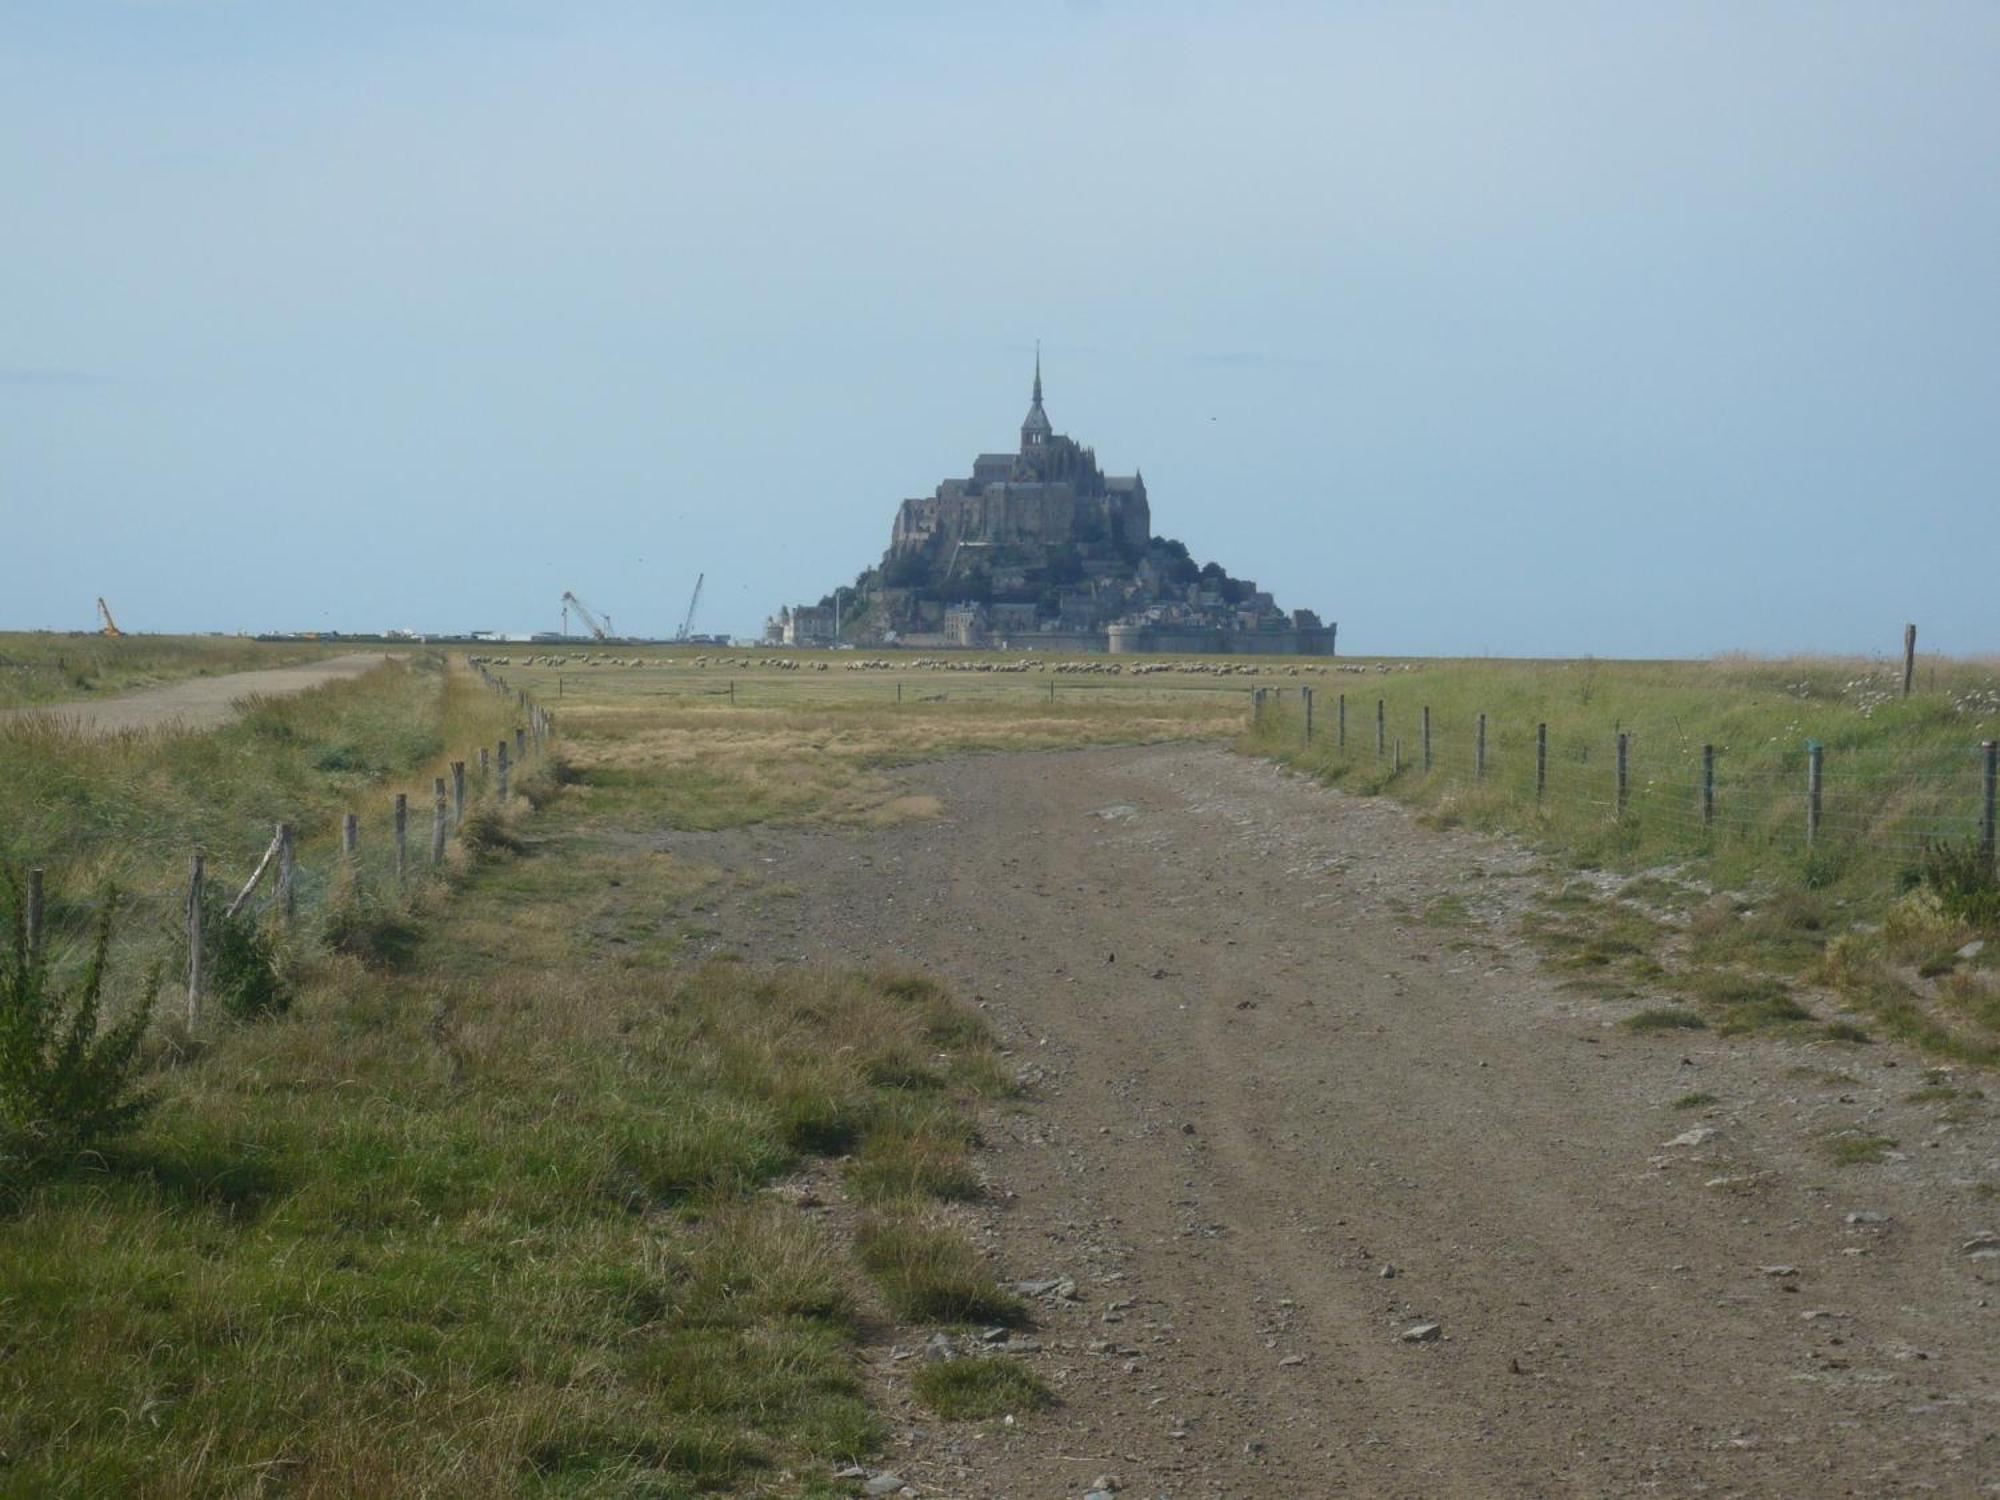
674 743 1999 1498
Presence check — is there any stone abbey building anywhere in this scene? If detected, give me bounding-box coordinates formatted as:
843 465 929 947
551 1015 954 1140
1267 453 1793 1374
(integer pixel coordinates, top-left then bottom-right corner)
772 357 1335 655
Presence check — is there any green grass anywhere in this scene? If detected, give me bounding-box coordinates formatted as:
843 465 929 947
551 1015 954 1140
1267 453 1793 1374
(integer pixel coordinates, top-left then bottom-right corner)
1243 656 2000 1064
855 1215 1027 1326
1679 969 1813 1034
0 631 342 710
0 656 520 958
1 657 1032 1494
912 1358 1054 1420
1243 655 2000 909
1624 1006 1707 1032
1672 1090 1719 1108
1823 1131 1899 1166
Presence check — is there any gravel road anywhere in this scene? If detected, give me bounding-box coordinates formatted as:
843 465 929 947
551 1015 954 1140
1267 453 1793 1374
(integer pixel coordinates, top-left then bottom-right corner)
1 653 396 736
675 743 1998 1498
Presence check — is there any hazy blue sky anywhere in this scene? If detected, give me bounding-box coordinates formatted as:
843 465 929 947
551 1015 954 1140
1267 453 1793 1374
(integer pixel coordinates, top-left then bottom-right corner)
5 2 1996 654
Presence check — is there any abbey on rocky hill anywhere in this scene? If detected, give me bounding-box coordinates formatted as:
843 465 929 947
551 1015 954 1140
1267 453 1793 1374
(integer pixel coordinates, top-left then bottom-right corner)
769 356 1335 655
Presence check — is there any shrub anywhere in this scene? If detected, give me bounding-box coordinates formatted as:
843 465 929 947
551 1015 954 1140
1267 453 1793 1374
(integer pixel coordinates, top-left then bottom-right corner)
458 805 524 856
322 892 424 970
0 876 156 1173
170 892 291 1020
1916 839 2000 928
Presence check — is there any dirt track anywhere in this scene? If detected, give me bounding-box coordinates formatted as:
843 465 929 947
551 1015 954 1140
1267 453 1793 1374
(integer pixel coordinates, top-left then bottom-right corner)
0 653 395 736
676 743 1998 1498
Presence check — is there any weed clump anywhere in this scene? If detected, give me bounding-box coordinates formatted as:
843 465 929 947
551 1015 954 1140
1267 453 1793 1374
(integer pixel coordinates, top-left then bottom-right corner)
171 892 291 1020
1915 839 2000 928
913 1357 1054 1420
458 804 524 856
322 891 424 969
856 1214 1026 1326
1624 1007 1706 1032
1823 1131 1898 1166
1 877 155 1175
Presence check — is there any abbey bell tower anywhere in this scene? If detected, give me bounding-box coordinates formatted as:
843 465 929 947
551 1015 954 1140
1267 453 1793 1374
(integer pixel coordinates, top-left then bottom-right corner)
1020 347 1051 452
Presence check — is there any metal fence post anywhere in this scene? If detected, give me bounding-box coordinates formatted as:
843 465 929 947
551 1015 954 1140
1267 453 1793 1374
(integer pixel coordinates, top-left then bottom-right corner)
1701 744 1715 828
1616 732 1629 819
1476 713 1487 782
1536 723 1548 805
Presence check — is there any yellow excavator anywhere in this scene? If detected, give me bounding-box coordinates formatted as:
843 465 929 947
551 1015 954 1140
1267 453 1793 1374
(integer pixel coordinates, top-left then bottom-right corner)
97 597 124 637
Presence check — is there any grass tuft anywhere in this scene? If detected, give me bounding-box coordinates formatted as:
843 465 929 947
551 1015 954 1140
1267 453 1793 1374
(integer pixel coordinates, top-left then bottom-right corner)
913 1357 1054 1420
1624 1006 1706 1032
856 1214 1027 1326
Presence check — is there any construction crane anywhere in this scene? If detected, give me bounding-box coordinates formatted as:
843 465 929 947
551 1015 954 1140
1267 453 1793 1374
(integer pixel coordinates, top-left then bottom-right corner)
97 597 124 637
676 573 705 642
560 590 612 641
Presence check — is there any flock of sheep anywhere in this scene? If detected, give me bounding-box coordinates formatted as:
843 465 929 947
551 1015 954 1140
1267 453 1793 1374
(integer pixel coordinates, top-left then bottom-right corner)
468 651 1409 677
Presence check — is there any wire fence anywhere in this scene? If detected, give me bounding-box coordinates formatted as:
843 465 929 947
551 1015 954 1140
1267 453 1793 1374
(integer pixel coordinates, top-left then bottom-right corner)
1250 684 2000 870
19 665 557 1027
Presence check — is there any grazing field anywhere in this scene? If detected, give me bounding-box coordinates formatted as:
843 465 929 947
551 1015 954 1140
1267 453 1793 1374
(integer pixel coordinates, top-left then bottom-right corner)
0 632 343 711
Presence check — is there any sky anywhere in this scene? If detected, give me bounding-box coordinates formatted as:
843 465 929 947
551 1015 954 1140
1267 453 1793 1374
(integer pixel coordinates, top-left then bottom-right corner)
4 1 1997 656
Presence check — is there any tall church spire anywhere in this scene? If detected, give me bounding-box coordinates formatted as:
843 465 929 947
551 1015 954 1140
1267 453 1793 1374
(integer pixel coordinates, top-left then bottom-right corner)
1020 341 1052 450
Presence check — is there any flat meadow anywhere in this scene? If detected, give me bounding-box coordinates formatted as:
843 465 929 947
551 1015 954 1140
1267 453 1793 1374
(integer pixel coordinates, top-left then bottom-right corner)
3 639 1997 1496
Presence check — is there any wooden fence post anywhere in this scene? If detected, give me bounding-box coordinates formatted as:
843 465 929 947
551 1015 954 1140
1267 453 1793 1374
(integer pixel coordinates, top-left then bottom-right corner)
497 741 511 801
1903 624 1917 699
277 822 296 921
1536 723 1548 805
1393 736 1402 773
187 850 205 1025
1476 713 1487 782
515 727 527 764
1422 705 1432 772
1337 692 1346 749
343 812 359 866
395 793 409 886
25 867 44 965
1982 740 1997 866
1616 732 1629 819
432 777 448 865
452 761 467 827
1375 699 1386 760
1805 742 1823 849
1303 686 1314 743
1701 744 1716 827
478 746 490 780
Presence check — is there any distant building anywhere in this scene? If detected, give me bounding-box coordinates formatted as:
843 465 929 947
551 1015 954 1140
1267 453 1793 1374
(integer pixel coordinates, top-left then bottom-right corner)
777 355 1336 654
